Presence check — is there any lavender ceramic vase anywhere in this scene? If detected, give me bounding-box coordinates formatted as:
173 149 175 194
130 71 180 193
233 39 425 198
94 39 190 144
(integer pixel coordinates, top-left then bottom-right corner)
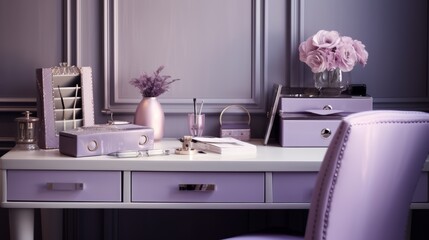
134 97 164 140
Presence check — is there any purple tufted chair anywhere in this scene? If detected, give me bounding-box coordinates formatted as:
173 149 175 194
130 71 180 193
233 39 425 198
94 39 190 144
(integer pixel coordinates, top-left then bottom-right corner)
224 110 429 240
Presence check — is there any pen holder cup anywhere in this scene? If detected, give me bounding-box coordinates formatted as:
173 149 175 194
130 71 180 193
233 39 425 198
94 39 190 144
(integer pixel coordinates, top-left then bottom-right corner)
188 113 205 137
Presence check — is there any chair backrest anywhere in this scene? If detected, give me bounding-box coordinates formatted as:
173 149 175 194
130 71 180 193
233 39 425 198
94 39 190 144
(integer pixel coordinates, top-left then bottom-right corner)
304 110 429 240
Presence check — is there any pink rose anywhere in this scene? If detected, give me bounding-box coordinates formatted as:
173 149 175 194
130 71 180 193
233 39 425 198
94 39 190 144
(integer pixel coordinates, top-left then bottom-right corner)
323 49 337 71
312 30 341 49
336 42 358 72
353 40 368 66
299 36 317 62
340 36 354 45
299 30 368 72
305 49 327 73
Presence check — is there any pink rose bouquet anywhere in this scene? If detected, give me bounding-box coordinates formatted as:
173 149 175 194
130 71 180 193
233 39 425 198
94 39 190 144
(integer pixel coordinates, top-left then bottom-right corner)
299 30 368 73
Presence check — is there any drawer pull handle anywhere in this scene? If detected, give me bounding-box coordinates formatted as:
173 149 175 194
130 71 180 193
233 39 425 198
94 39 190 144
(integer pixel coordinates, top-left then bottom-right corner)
323 105 333 110
321 128 332 138
178 184 215 192
46 182 84 191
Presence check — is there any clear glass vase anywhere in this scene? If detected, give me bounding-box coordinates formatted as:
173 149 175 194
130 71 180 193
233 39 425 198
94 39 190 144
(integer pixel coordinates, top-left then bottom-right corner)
314 68 349 96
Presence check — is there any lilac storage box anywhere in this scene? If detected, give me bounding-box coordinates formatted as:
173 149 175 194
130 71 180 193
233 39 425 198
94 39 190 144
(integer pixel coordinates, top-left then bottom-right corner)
59 124 154 157
279 96 373 147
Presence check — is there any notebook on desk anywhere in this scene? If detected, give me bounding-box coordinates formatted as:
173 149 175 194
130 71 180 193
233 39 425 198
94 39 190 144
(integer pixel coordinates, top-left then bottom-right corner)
192 137 257 155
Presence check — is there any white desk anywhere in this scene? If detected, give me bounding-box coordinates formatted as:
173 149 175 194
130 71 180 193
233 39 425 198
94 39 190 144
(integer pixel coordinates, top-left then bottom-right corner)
1 139 429 240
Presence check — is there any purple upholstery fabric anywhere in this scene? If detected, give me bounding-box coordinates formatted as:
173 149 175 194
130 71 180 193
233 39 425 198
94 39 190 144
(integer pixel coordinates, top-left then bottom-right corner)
225 110 429 240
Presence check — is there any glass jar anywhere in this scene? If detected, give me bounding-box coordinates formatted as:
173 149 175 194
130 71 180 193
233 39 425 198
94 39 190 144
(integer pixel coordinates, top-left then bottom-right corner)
314 68 350 96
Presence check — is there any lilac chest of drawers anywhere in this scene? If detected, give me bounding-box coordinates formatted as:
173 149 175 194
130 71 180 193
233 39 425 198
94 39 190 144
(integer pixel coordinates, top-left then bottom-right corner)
278 96 373 147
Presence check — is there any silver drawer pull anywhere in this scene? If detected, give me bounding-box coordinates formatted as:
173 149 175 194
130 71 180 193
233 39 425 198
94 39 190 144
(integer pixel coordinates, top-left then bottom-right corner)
323 105 333 110
46 182 84 191
321 128 332 138
178 184 216 192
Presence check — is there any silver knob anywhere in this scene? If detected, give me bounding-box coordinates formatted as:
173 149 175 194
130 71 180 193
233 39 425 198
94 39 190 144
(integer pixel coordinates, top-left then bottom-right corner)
321 128 332 138
139 135 148 145
87 140 98 151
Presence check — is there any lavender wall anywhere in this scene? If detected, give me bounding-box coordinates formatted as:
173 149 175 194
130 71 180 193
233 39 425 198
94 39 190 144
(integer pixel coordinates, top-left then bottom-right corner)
0 0 63 100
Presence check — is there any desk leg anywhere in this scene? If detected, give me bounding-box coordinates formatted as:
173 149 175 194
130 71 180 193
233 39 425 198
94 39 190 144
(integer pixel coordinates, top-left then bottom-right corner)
405 210 412 240
41 209 63 240
9 208 34 240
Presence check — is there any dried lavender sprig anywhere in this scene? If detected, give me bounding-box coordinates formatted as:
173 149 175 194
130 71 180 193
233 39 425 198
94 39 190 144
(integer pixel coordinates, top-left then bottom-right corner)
129 66 179 97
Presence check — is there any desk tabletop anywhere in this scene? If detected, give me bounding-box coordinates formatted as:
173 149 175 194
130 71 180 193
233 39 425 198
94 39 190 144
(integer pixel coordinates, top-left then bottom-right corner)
1 139 327 172
2 139 429 172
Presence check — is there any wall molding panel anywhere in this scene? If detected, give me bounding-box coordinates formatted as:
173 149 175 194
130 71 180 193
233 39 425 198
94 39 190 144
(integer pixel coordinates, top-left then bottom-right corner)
0 0 65 110
103 0 267 113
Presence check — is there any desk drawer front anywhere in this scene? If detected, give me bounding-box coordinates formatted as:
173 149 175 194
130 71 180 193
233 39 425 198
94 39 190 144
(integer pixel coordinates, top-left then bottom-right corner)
280 97 372 113
132 172 264 203
272 172 428 203
272 172 317 203
7 170 121 202
280 120 340 147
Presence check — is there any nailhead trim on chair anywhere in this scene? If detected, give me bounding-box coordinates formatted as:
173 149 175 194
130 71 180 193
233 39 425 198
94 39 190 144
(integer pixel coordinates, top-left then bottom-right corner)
321 127 349 240
308 121 348 240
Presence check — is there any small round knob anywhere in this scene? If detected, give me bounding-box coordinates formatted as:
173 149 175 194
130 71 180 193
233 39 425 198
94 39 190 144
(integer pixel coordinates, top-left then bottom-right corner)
139 135 148 145
321 128 332 138
87 140 98 151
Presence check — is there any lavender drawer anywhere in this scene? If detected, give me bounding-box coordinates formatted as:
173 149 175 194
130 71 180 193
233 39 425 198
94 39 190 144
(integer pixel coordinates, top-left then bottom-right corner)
131 172 264 203
280 119 340 147
7 170 122 202
272 172 317 203
272 172 428 203
280 97 373 113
